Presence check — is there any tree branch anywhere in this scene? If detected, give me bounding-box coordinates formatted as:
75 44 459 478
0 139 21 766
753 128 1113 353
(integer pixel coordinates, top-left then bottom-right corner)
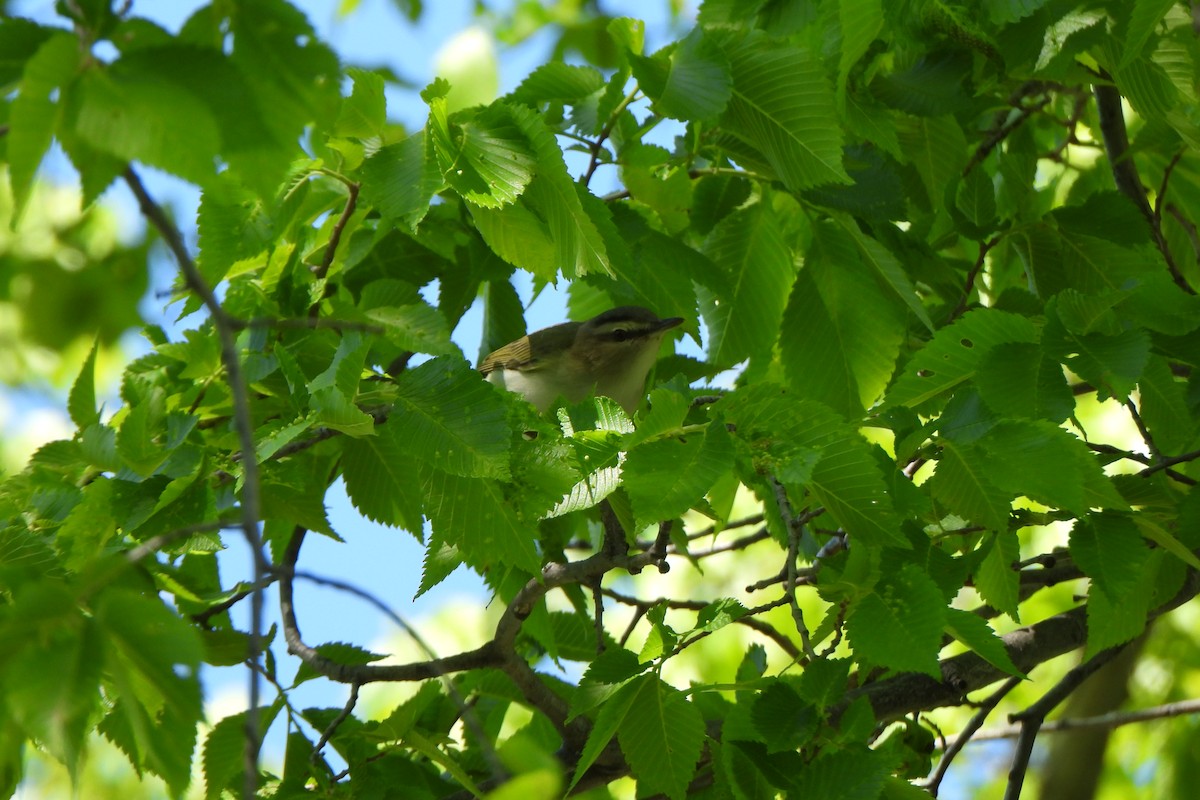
1003 644 1129 800
969 697 1200 742
844 569 1200 725
922 676 1022 796
311 179 360 282
1092 80 1193 293
124 165 269 800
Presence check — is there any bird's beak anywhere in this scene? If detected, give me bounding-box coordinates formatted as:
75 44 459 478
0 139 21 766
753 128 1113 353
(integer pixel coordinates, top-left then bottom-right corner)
658 317 685 332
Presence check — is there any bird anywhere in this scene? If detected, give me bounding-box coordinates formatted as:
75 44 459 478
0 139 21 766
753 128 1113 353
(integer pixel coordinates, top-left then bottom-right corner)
478 306 684 415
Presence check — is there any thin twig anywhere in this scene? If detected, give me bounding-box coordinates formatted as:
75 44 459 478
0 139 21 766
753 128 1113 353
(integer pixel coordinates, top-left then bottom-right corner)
970 697 1200 742
582 88 640 186
312 179 360 281
124 166 269 800
1124 398 1162 462
1093 79 1193 293
286 554 507 780
591 579 606 654
949 235 1002 322
1140 448 1200 478
1153 150 1184 223
603 588 799 658
1003 645 1129 800
312 682 360 762
922 676 1022 796
1166 203 1200 261
964 91 1051 177
124 520 228 563
773 480 817 660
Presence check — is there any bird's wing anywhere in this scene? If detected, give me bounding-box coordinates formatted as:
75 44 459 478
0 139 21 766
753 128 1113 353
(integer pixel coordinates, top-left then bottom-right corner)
478 336 537 375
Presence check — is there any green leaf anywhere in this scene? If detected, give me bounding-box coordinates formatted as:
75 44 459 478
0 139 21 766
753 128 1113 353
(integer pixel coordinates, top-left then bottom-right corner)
618 144 693 233
195 177 276 286
751 680 818 752
310 386 376 437
927 439 1011 532
0 18 54 86
202 703 284 800
117 389 170 476
791 745 890 800
429 102 537 209
365 303 455 356
335 67 386 138
1051 191 1151 247
255 416 315 462
886 308 1038 409
896 115 968 207
309 330 369 398
4 585 100 775
95 590 203 796
341 422 424 531
417 539 462 597
293 642 386 686
202 712 248 800
808 433 905 547
1069 513 1151 602
985 0 1050 25
467 102 611 279
975 530 1021 622
837 216 934 332
976 342 1073 422
722 385 902 544
9 33 80 212
56 477 117 571
422 468 541 573
873 54 970 117
633 27 731 121
982 419 1120 515
944 607 1024 677
543 398 631 518
391 357 510 479
360 131 444 232
624 421 734 530
509 62 605 106
698 202 794 366
1084 567 1153 656
1044 297 1150 400
618 677 706 800
569 676 641 793
68 341 100 430
1054 231 1159 295
1049 287 1127 336
719 32 850 190
838 0 883 100
103 45 289 194
260 460 337 537
845 564 945 677
604 205 703 327
228 0 341 168
74 60 222 186
1135 355 1196 452
780 224 906 415
955 166 999 231
1135 516 1200 571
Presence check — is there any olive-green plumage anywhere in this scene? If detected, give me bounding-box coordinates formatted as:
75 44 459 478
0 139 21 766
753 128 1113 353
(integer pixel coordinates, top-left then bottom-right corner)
479 306 683 414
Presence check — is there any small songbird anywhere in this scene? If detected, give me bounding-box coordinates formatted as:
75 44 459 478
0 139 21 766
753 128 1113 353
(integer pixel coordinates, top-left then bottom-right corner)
479 306 684 414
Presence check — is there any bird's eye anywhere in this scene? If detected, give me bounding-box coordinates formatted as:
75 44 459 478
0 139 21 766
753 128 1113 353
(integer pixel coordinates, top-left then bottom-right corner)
611 328 631 342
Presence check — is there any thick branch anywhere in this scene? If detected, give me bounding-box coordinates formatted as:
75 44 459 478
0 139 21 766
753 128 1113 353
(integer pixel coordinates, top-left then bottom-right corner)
845 569 1200 724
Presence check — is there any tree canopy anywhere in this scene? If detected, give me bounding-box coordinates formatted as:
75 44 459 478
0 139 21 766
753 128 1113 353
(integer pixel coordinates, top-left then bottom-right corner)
2 1 1200 798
